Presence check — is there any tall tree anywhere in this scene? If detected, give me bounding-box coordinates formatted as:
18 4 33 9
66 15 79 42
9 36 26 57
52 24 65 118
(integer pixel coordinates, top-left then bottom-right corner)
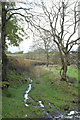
2 2 8 81
28 0 80 81
1 2 30 81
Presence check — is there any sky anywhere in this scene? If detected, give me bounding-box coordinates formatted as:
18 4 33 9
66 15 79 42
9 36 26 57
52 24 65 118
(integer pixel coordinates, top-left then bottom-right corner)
8 36 33 53
7 0 79 53
7 0 34 53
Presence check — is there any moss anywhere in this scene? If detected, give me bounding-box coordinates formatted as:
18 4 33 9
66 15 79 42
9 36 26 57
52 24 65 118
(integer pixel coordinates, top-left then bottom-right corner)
2 81 9 88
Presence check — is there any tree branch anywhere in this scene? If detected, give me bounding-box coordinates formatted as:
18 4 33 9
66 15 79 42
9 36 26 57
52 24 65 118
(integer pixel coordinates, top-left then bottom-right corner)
7 7 31 13
6 12 27 22
68 37 80 45
66 5 78 45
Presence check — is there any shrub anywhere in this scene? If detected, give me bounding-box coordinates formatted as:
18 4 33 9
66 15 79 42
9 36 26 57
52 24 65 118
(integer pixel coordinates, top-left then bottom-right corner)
8 56 34 74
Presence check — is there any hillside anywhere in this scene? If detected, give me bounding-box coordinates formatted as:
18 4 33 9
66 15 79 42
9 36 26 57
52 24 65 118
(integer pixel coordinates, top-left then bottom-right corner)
2 56 80 119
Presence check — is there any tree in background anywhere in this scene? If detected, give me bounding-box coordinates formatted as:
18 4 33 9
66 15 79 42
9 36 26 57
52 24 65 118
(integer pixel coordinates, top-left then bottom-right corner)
40 31 53 67
31 30 55 66
28 0 80 81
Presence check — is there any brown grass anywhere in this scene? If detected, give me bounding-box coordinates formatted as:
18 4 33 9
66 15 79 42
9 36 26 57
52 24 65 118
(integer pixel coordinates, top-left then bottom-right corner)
8 56 34 74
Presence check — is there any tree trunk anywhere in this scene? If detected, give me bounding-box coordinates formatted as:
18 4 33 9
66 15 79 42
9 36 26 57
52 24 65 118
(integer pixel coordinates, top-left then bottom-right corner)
60 54 68 81
58 44 68 81
46 50 49 67
61 61 67 81
1 3 8 81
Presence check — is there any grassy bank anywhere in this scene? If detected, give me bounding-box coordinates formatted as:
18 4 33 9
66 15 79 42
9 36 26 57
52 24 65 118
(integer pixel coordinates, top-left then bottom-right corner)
29 65 79 116
2 57 79 118
3 84 46 118
2 57 47 118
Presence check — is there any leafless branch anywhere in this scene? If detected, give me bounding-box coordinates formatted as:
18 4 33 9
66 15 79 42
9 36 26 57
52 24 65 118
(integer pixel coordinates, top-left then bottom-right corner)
6 7 31 13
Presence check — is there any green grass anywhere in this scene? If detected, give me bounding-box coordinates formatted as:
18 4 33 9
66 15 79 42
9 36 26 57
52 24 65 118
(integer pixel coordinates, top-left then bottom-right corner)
7 54 25 56
8 70 28 88
3 85 27 118
67 66 78 80
2 84 46 118
2 60 79 118
29 66 79 116
51 65 78 81
51 65 79 87
2 62 47 118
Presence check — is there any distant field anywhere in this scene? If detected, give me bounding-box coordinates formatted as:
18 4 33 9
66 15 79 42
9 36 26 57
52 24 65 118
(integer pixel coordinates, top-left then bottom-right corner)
7 54 25 56
7 54 53 65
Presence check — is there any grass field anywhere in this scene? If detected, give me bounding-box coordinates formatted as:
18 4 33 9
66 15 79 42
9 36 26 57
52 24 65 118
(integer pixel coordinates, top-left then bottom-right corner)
2 57 79 118
7 54 25 56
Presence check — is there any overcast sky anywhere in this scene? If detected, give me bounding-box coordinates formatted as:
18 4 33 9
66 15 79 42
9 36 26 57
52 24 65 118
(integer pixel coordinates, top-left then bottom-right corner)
7 0 79 53
7 0 33 53
8 35 33 53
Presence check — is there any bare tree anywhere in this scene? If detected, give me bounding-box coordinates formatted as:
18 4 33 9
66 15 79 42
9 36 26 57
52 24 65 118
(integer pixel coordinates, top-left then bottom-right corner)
40 31 52 67
28 0 80 81
31 30 55 66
